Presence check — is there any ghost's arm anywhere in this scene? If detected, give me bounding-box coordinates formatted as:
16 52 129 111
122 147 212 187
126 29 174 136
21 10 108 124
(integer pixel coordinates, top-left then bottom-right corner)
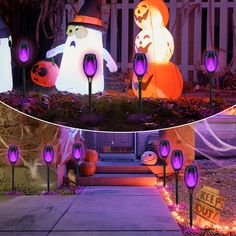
46 44 65 58
103 48 118 72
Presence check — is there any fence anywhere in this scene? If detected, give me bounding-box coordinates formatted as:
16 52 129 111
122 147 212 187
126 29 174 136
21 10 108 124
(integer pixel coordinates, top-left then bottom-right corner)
69 0 236 82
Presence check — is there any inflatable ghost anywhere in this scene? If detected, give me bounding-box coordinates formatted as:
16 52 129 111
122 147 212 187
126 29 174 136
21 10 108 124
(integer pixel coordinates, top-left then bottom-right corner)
46 1 117 95
0 16 13 93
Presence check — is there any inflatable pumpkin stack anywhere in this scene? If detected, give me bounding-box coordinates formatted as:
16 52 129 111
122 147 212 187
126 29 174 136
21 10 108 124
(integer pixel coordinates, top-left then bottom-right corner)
133 0 183 100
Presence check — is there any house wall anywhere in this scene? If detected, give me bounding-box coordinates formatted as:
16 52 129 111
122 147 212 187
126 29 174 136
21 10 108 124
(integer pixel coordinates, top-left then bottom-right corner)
82 125 195 171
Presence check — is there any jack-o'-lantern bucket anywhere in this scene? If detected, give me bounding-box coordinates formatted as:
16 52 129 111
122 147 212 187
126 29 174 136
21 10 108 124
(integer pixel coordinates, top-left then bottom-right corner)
31 60 59 88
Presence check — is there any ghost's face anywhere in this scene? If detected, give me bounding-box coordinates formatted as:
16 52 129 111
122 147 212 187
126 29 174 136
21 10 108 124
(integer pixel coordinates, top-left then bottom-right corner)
66 25 88 47
135 30 153 54
56 25 104 94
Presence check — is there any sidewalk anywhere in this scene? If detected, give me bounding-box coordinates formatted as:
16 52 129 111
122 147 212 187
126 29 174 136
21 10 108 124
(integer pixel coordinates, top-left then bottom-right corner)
0 187 183 236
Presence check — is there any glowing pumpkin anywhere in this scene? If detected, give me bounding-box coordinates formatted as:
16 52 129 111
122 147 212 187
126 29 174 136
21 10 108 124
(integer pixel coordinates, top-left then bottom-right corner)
31 60 59 88
134 0 169 29
132 62 183 100
133 0 183 99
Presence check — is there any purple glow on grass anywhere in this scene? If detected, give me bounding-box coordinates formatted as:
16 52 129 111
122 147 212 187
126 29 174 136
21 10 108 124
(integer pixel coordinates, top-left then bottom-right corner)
83 54 97 78
19 43 30 63
43 145 54 165
159 140 170 158
133 53 147 77
184 165 198 189
171 150 184 171
72 143 82 161
204 50 218 73
8 146 19 165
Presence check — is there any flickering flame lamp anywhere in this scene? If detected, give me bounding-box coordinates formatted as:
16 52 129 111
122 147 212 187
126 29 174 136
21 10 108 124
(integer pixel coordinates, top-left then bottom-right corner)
83 54 98 115
204 50 218 111
8 145 19 193
159 140 170 188
17 40 32 97
184 165 198 227
133 53 147 116
72 143 83 187
171 150 184 205
43 145 54 193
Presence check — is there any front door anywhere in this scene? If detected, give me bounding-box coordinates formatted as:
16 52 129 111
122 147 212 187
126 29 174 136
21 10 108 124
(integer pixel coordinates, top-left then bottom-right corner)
99 133 135 154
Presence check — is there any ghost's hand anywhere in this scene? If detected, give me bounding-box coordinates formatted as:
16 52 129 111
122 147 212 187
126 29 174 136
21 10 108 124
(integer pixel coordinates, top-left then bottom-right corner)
106 62 118 73
46 44 65 58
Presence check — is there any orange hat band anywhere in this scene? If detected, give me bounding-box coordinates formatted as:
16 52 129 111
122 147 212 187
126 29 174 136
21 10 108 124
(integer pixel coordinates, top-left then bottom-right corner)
73 16 102 27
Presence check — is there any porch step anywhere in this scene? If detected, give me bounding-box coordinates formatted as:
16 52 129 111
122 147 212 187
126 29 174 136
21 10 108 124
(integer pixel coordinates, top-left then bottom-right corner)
78 174 157 186
96 161 166 175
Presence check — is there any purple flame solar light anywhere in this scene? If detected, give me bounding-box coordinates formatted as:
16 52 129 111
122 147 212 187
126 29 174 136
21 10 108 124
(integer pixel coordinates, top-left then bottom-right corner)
43 145 54 165
83 54 97 78
72 143 83 161
204 50 218 73
18 42 30 63
133 53 147 77
184 165 198 190
171 150 184 171
159 140 170 158
8 146 19 165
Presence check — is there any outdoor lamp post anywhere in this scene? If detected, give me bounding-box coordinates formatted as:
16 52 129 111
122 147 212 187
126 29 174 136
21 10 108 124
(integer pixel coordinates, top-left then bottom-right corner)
43 145 54 193
204 50 218 111
8 145 19 193
18 40 31 97
159 140 170 188
133 53 147 116
171 150 184 205
83 54 98 115
184 165 198 227
72 143 83 188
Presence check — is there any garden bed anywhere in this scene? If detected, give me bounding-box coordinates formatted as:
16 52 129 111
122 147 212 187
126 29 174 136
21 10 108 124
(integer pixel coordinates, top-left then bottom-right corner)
0 89 235 131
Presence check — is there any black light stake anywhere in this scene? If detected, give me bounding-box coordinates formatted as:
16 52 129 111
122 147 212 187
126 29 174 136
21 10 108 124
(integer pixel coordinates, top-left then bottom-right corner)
43 145 54 193
133 53 147 116
8 146 19 193
83 54 98 115
159 140 170 188
204 50 218 111
171 150 184 205
72 143 83 188
184 165 199 227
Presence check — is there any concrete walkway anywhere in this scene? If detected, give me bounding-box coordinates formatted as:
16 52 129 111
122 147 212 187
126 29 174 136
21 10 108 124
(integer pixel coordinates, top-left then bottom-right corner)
0 187 183 236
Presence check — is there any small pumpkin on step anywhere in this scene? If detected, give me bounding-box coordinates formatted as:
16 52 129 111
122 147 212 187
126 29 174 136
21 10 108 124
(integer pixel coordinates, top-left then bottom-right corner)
79 161 96 176
85 149 98 163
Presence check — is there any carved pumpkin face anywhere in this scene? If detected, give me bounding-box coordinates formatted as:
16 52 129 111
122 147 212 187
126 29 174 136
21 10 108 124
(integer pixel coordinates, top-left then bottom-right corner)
134 0 169 29
132 62 183 99
135 29 153 54
134 2 150 28
135 28 174 63
31 61 59 88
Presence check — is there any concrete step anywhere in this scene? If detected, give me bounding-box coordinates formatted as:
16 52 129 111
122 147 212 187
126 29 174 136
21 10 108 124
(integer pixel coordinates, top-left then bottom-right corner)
96 161 171 175
78 174 157 186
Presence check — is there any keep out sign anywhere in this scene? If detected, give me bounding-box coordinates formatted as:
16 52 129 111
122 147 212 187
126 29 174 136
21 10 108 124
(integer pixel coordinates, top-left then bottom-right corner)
194 186 224 224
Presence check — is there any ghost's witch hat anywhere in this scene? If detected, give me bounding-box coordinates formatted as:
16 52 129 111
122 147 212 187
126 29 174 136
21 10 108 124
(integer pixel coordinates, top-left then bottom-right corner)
69 0 104 32
0 16 11 38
